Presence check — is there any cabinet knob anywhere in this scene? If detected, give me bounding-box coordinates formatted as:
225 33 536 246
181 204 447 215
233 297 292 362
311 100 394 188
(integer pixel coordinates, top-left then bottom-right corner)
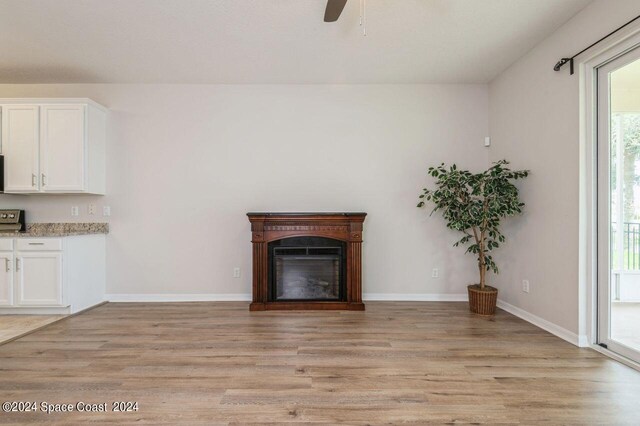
5 258 10 272
42 174 47 186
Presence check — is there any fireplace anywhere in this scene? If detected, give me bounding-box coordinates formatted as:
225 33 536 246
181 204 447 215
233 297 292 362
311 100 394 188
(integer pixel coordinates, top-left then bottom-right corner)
270 237 346 302
247 212 366 310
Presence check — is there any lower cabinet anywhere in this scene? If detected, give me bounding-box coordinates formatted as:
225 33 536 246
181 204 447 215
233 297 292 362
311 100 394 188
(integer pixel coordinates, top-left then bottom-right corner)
0 252 13 306
16 252 63 306
0 235 105 314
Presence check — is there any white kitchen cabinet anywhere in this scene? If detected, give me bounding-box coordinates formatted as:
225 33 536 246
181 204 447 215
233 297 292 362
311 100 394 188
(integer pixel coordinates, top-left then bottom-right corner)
16 252 63 306
1 105 40 193
40 104 86 192
0 235 105 314
0 252 13 306
0 99 107 195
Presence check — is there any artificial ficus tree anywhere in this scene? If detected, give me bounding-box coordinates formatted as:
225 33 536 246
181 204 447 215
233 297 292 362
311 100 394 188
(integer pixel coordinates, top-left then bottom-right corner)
417 160 529 289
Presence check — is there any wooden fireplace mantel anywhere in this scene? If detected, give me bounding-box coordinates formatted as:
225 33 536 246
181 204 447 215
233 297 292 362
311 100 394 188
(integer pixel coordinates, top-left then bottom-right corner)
247 212 366 311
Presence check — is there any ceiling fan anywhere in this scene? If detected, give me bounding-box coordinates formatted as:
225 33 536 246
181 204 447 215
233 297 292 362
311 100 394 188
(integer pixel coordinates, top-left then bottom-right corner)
323 0 348 22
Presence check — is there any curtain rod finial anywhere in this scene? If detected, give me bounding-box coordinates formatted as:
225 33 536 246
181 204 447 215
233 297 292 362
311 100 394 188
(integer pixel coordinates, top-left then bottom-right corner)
554 58 571 72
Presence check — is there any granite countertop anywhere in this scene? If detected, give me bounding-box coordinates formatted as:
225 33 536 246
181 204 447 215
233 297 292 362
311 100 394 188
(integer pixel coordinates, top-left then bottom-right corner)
0 223 109 238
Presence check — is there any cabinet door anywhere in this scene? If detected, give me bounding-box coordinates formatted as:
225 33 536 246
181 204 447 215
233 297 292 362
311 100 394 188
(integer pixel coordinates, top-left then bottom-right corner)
16 252 63 306
1 105 40 192
40 104 86 192
0 253 13 306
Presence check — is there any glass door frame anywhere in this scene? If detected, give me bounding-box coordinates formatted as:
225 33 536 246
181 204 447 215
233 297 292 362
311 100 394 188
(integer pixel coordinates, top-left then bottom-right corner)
596 45 640 364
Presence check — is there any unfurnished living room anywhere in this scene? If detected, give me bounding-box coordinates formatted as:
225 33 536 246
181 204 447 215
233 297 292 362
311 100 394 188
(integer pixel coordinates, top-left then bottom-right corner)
0 0 639 424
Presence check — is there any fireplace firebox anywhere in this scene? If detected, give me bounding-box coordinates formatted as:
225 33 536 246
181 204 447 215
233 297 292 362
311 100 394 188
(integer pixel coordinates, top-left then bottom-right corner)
270 237 346 302
247 212 366 310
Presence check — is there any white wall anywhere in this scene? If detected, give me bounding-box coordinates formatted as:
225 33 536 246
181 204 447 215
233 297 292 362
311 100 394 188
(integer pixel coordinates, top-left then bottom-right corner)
489 0 640 334
0 84 489 297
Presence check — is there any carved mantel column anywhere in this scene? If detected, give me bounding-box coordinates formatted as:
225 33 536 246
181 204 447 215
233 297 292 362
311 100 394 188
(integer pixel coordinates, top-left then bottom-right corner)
250 219 267 310
347 220 365 310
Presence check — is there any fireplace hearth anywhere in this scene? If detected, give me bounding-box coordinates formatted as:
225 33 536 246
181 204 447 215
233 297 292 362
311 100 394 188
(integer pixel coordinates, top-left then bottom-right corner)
247 212 366 311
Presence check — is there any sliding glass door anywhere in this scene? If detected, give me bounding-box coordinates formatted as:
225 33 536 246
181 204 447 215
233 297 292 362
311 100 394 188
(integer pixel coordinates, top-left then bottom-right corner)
598 46 640 363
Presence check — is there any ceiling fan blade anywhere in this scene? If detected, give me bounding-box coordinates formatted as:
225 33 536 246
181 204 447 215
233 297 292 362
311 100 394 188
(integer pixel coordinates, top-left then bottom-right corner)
324 0 348 22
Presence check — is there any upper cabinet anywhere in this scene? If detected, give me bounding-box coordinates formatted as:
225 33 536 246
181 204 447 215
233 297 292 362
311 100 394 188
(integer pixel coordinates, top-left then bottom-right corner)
0 99 107 195
1 105 40 193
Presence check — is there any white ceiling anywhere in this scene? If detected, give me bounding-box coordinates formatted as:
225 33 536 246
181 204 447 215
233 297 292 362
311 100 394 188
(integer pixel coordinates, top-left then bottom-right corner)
0 0 592 84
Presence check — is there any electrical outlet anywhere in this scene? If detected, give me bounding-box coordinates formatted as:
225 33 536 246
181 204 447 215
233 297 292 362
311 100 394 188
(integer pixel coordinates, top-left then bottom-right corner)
233 267 241 278
522 280 530 293
432 268 439 278
88 204 96 215
71 206 79 217
103 206 111 216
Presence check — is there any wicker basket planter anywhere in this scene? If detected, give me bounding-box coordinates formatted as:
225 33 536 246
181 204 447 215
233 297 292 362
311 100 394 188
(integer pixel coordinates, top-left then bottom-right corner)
467 284 498 316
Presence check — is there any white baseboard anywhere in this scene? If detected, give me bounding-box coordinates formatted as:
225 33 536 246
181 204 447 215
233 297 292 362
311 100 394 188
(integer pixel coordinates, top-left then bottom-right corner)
0 306 71 315
106 293 468 303
106 294 252 302
578 334 590 348
363 293 468 301
496 299 580 347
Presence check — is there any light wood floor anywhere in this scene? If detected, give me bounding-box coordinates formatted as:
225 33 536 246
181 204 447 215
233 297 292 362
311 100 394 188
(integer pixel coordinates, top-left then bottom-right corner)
0 302 639 425
0 315 66 345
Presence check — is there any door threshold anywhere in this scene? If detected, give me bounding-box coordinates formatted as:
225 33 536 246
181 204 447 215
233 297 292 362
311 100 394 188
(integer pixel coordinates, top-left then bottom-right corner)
591 344 640 372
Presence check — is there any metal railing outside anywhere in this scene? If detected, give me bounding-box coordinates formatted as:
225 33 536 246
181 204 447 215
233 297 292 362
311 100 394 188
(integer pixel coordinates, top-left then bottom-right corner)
612 222 640 270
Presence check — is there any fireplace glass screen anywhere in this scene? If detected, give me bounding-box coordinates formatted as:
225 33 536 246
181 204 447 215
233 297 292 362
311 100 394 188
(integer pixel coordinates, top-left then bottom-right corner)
275 256 340 300
269 238 346 302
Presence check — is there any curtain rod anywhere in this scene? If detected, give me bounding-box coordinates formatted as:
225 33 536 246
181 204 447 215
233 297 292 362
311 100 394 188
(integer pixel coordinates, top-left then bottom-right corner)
554 14 640 75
